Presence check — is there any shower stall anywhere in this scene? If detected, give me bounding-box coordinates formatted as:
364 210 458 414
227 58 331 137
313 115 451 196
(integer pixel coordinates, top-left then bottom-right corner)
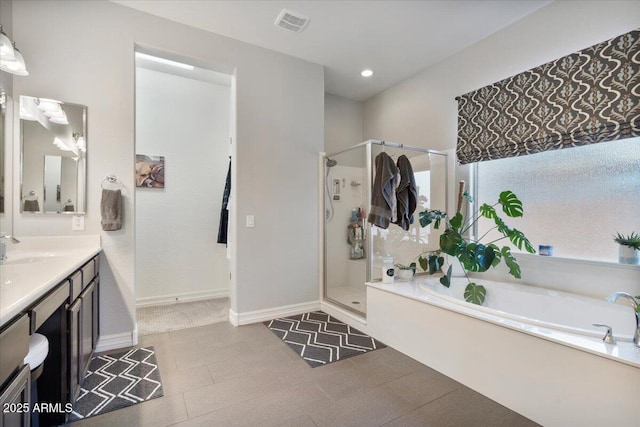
322 140 448 316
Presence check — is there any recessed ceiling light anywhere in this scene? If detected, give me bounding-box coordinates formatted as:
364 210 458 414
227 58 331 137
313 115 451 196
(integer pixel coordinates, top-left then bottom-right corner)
361 69 373 77
135 52 195 71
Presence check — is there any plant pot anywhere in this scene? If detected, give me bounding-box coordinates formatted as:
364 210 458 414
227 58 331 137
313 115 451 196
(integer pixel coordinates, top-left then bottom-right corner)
618 245 640 265
397 268 414 281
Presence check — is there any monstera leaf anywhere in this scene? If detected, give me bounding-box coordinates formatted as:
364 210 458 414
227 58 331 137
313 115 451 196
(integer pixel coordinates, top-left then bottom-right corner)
498 191 524 217
464 283 486 305
501 246 522 279
440 229 464 256
507 228 536 253
419 209 447 228
457 243 495 272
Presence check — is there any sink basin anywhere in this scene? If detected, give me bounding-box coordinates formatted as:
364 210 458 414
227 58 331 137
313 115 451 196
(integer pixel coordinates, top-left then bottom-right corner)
1 252 62 265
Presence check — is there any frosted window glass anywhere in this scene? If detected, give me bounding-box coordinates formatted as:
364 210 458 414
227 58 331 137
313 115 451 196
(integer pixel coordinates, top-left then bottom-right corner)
477 137 640 262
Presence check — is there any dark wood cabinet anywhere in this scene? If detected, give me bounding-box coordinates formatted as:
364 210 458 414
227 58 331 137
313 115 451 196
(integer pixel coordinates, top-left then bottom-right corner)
67 256 100 406
0 365 31 427
67 297 82 404
0 315 30 427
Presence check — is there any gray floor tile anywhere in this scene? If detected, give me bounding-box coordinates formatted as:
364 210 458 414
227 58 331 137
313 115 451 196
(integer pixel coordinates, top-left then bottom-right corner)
383 366 461 406
71 393 188 427
169 408 233 427
310 385 420 427
162 364 214 396
182 370 285 418
223 384 333 427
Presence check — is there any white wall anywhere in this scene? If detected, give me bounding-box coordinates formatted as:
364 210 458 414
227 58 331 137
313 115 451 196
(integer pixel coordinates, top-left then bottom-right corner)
324 93 363 155
135 67 230 304
362 0 640 297
11 0 324 344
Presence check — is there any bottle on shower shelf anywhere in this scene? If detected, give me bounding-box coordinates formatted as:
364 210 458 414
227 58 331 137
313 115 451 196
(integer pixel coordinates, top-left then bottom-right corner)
348 208 365 260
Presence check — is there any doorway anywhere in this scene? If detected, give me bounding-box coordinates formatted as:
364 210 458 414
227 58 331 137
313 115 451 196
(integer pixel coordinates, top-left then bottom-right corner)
134 50 234 335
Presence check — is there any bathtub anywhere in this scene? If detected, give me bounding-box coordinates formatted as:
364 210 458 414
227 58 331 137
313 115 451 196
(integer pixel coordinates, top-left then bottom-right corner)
418 276 636 342
365 277 640 427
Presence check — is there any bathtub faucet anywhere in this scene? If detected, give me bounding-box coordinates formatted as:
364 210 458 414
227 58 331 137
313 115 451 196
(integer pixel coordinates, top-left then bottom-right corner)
606 292 640 347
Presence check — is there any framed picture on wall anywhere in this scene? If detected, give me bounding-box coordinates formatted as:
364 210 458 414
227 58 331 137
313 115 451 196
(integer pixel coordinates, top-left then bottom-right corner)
136 154 165 188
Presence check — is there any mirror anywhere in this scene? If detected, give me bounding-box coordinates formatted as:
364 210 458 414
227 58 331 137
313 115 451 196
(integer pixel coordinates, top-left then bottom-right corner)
20 96 87 214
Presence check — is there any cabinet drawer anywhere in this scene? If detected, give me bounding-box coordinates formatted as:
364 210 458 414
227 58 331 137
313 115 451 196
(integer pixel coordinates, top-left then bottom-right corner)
29 280 70 333
69 270 83 302
0 315 29 388
81 259 95 289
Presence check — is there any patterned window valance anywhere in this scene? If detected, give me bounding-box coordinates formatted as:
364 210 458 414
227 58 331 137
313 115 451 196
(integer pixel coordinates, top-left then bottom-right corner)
456 29 640 165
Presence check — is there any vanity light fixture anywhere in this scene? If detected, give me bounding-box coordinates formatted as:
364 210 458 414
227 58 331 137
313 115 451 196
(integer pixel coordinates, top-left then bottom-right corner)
73 132 86 152
0 24 28 76
35 98 63 113
0 25 15 61
19 104 37 121
1 43 29 76
135 52 195 71
361 69 373 77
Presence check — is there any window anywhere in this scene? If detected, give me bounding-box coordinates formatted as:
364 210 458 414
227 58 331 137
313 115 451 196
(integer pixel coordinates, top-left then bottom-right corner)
475 137 640 262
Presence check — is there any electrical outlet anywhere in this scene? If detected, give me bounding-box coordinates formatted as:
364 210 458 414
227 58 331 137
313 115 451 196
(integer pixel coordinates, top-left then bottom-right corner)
72 215 85 231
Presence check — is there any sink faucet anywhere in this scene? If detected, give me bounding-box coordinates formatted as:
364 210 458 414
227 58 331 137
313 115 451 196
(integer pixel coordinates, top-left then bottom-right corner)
606 292 640 347
0 235 20 263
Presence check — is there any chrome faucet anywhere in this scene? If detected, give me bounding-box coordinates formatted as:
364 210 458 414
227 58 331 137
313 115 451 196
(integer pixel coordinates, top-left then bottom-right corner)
0 235 20 263
606 292 640 347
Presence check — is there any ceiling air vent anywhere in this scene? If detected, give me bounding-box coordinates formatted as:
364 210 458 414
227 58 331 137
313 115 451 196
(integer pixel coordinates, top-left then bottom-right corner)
274 9 309 33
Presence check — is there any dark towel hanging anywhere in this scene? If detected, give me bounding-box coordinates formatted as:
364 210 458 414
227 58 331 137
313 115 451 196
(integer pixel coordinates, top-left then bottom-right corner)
393 154 418 231
217 159 231 244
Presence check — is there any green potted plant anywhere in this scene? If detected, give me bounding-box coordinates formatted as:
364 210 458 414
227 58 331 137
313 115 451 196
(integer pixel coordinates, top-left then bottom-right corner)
613 232 640 265
416 182 536 305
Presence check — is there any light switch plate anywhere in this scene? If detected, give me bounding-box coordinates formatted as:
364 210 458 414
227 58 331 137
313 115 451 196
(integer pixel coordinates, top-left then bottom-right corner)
72 215 85 231
246 215 255 228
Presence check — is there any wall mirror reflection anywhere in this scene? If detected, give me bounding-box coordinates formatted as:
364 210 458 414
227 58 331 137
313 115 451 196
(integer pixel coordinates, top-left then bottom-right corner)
20 96 87 214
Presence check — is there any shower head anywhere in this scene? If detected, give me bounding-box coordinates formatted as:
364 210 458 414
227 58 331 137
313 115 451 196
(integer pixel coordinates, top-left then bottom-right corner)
326 158 337 167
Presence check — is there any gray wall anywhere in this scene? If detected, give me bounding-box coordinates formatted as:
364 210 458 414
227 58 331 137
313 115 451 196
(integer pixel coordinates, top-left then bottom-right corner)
11 0 324 340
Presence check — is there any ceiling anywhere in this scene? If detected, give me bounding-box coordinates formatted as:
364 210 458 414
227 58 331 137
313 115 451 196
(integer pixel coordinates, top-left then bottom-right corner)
112 0 553 101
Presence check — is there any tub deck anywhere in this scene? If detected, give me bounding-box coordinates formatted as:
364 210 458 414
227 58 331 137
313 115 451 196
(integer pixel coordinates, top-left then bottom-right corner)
366 280 640 427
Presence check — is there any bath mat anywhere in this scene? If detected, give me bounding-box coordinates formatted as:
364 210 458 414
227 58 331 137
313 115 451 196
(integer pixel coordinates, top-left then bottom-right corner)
68 346 164 421
264 311 385 367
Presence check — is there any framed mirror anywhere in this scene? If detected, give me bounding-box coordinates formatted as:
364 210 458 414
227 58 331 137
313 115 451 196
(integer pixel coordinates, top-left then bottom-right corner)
20 96 87 214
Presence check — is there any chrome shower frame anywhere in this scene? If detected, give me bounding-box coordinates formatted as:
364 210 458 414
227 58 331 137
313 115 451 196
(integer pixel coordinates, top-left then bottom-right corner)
322 139 449 317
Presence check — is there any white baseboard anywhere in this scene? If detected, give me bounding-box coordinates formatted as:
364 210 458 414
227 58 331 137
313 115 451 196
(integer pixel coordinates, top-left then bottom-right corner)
320 300 368 334
95 329 137 353
135 288 229 308
229 300 321 326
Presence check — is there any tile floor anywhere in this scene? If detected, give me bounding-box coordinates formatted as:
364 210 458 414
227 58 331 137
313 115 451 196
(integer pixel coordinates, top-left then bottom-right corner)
70 321 539 427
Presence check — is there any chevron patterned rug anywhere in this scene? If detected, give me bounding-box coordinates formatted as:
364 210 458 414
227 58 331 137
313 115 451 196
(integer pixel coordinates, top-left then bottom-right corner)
68 346 164 421
264 311 386 367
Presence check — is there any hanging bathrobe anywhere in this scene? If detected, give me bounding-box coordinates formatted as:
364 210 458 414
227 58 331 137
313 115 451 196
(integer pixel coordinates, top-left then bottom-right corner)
367 152 400 229
393 154 418 231
217 159 231 244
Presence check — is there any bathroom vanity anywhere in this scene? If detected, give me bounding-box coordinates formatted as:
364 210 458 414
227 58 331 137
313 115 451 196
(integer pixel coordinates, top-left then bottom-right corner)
0 236 101 426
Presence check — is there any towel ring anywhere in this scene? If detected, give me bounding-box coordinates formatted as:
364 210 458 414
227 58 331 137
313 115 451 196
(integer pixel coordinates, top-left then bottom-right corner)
101 174 123 190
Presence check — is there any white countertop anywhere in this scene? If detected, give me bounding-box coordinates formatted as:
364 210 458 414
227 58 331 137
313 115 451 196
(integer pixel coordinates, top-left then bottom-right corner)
366 280 640 369
0 235 102 328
